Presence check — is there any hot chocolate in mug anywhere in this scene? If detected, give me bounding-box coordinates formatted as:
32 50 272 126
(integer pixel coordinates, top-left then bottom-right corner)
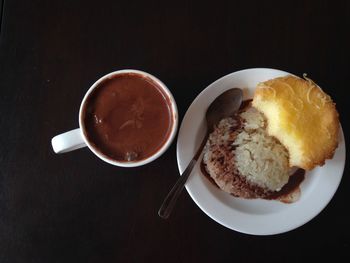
51 69 178 167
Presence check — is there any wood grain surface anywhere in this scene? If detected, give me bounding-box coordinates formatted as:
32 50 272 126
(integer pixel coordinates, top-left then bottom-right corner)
0 0 349 262
0 0 4 35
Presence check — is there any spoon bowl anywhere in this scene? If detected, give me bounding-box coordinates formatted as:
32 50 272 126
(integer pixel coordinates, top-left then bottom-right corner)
206 88 244 132
158 88 243 219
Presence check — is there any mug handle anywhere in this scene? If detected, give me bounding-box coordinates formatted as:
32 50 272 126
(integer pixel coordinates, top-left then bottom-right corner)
51 128 87 153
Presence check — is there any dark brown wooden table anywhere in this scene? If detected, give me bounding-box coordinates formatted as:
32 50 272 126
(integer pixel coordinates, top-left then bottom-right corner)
0 0 349 262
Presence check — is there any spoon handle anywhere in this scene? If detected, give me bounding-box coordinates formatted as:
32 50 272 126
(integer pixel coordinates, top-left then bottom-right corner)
158 133 208 219
158 158 197 219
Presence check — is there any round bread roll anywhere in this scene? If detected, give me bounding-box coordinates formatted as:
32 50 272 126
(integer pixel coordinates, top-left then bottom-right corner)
252 75 339 170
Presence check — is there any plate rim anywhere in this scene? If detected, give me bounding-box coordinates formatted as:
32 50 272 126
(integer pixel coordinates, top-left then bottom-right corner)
176 68 346 235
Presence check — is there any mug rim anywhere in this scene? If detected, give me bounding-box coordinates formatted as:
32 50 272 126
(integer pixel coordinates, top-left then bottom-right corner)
78 69 178 167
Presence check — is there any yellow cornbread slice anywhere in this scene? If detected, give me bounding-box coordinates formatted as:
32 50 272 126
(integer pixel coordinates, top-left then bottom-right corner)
252 75 339 170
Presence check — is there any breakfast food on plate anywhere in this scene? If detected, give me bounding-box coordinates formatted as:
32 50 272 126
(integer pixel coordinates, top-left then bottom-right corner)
203 105 291 199
253 75 339 170
202 75 339 201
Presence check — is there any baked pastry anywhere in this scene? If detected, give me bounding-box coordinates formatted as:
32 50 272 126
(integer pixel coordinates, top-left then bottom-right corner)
252 75 339 170
203 105 290 198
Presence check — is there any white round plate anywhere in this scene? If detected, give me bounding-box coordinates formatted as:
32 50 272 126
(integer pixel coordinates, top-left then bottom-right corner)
177 68 346 235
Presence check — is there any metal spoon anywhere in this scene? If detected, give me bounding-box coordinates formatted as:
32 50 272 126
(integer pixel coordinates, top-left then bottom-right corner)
158 88 243 219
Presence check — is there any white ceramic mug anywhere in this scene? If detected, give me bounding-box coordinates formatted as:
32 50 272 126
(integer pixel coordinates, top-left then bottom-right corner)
51 69 178 167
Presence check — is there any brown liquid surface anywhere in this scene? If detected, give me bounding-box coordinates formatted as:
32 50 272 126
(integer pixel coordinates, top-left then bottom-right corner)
82 73 173 162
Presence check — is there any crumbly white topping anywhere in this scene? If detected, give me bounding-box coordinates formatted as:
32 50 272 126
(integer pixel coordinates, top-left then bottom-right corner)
204 107 290 192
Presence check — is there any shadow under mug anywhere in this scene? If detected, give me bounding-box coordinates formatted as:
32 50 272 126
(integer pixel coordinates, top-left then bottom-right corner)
51 69 178 167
